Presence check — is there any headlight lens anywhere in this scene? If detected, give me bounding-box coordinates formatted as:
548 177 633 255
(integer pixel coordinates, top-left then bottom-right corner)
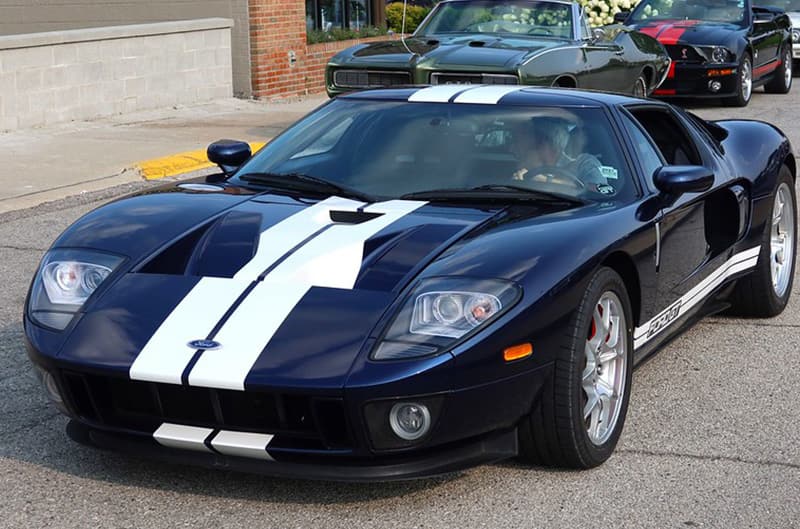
372 277 521 360
792 29 800 43
29 249 124 330
710 46 731 63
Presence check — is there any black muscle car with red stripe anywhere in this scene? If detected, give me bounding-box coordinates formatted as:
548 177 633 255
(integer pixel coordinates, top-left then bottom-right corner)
615 0 793 106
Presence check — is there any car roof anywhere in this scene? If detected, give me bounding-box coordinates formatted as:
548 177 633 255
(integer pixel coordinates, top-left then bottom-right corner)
339 85 647 108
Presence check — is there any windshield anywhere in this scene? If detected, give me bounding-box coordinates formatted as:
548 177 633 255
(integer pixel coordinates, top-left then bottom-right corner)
628 0 747 24
233 98 636 203
755 0 800 11
415 0 574 39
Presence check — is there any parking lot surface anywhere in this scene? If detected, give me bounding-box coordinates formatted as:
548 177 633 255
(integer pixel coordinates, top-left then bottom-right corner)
0 87 798 528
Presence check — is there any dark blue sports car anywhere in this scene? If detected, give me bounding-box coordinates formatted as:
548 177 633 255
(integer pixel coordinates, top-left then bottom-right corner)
24 85 796 480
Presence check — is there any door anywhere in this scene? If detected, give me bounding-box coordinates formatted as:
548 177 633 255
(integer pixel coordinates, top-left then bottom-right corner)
750 7 782 75
576 8 633 93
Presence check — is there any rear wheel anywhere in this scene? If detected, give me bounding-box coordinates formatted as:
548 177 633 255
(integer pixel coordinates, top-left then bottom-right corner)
728 166 796 317
723 53 752 107
518 267 633 468
764 47 793 94
632 75 647 98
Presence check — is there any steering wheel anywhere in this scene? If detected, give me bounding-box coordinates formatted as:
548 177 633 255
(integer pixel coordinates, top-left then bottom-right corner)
527 166 585 191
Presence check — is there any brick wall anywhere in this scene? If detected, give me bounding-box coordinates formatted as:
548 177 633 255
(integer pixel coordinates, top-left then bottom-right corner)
0 19 233 132
249 0 396 99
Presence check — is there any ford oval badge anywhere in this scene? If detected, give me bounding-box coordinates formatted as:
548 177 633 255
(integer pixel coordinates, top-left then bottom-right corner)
188 339 221 350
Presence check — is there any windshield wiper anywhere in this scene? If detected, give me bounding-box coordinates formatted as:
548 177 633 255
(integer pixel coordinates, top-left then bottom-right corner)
239 172 376 203
400 184 586 206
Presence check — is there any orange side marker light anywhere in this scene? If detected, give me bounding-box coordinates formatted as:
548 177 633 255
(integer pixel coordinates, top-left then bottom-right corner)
503 343 533 362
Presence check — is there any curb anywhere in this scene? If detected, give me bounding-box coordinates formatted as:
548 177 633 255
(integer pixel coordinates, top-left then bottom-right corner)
134 141 267 180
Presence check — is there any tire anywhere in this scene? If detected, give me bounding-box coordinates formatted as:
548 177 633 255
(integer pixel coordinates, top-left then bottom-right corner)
518 267 633 468
723 53 753 107
764 46 793 94
632 75 647 98
728 165 797 317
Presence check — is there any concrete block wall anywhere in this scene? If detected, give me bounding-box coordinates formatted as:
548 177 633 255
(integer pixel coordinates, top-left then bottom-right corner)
0 19 233 132
0 0 251 98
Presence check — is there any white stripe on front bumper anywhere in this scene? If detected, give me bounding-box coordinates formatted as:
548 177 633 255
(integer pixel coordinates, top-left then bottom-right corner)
211 430 275 461
153 423 214 452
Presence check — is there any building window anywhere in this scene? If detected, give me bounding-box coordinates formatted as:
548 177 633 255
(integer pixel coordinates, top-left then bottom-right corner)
307 0 373 30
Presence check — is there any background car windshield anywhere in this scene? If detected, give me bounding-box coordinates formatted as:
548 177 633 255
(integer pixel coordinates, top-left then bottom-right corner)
628 0 746 24
234 99 635 203
416 0 573 38
755 0 800 10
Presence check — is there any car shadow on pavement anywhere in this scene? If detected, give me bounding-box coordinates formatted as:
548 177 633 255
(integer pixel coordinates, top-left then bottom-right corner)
0 321 459 502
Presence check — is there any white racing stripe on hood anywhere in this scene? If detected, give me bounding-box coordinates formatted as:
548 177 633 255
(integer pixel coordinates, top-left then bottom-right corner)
187 199 426 390
130 196 365 385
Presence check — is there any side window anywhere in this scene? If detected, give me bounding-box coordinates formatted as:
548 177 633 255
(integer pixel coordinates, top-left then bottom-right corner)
580 9 592 39
619 111 664 192
625 108 702 166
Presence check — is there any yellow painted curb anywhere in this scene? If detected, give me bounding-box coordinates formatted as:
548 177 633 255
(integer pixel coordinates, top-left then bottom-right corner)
136 142 267 180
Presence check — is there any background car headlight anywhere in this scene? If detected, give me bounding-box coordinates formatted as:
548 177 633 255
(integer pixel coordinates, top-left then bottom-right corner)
28 249 124 330
710 46 731 63
372 277 521 360
793 29 800 43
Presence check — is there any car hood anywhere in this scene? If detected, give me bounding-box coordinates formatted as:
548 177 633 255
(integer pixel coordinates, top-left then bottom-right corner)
51 185 501 390
333 35 564 70
631 19 744 47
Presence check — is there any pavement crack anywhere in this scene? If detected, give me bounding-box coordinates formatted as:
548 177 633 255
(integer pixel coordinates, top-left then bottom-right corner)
618 448 800 470
0 244 47 252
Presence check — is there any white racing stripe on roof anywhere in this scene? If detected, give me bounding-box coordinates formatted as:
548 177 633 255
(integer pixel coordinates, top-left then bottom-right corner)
633 246 760 350
452 85 526 104
153 423 214 452
186 199 427 391
408 85 474 102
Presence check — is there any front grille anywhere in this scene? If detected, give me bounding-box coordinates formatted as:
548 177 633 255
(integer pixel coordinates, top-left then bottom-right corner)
61 372 353 449
430 72 519 85
665 45 704 64
333 69 411 88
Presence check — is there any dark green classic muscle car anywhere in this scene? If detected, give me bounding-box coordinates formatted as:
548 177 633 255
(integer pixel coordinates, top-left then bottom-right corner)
326 0 672 97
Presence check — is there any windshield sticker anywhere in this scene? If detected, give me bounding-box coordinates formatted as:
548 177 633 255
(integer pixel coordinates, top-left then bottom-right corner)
596 183 616 195
600 166 619 180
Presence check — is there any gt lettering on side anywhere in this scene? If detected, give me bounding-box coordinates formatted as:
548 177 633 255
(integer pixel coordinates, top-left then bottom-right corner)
647 300 682 338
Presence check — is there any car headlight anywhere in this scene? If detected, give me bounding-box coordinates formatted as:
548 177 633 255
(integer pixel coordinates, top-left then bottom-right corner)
793 29 800 43
710 46 732 64
372 277 521 360
28 249 124 330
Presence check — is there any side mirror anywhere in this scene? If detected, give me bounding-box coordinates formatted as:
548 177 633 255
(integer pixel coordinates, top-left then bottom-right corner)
613 11 630 24
592 27 607 40
653 165 714 195
207 139 252 178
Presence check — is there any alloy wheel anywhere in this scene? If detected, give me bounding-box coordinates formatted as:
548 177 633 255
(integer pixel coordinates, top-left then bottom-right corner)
582 291 627 446
771 182 795 297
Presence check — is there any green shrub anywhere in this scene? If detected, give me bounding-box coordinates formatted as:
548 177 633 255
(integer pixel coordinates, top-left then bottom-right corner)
386 3 432 33
307 25 389 44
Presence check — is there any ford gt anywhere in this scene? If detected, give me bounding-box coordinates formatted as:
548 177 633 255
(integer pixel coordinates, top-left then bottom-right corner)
24 85 797 480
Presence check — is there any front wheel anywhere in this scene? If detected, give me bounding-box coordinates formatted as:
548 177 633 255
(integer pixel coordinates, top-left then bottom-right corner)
764 47 793 94
632 75 647 98
518 267 633 468
728 165 796 317
723 53 752 107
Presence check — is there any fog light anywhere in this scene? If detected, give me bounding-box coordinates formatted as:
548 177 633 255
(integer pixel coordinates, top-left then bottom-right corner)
708 80 722 92
34 366 69 415
389 402 431 441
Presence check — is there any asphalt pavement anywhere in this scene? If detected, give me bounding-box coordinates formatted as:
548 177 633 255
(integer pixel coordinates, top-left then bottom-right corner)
0 86 799 528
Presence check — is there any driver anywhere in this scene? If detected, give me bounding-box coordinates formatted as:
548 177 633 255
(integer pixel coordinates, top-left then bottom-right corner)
510 117 606 190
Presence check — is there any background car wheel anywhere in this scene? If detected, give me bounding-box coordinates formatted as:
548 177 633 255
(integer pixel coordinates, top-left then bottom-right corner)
728 165 796 317
764 47 793 94
632 75 647 98
723 53 752 107
518 267 633 468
